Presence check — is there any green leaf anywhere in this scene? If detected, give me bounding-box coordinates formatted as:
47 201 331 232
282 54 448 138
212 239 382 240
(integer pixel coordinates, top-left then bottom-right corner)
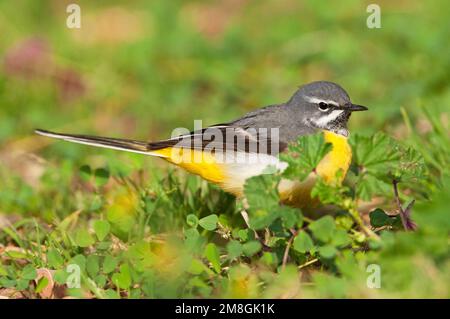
279 206 300 228
335 250 359 277
242 241 262 257
269 219 290 239
260 252 278 267
185 228 203 251
237 229 249 242
79 165 92 182
16 278 30 290
35 276 49 294
392 147 426 182
5 250 28 259
112 264 131 289
335 215 354 230
218 214 231 228
47 248 64 268
130 288 141 299
86 255 100 278
74 229 95 248
104 289 120 299
244 174 281 211
369 208 393 228
311 178 350 205
94 274 107 287
105 192 137 240
89 195 103 211
21 264 37 280
244 174 284 230
249 208 280 230
198 214 218 231
351 133 426 199
186 214 198 228
309 216 336 242
188 259 208 275
96 241 112 250
293 232 315 253
227 240 243 260
351 133 400 173
331 229 351 248
0 277 16 288
356 174 391 201
53 269 68 285
102 255 119 274
69 254 86 272
318 245 338 259
94 167 110 187
0 265 7 277
204 243 221 273
281 134 332 180
93 220 110 241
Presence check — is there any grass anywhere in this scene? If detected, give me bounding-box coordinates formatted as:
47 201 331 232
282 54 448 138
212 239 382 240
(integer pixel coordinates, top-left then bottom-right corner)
0 0 449 298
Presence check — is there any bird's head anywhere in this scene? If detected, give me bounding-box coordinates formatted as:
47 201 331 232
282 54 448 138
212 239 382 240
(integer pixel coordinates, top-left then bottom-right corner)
287 81 368 136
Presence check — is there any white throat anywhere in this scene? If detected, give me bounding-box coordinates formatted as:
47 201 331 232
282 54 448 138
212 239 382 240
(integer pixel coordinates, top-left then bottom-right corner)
313 110 344 127
303 110 349 137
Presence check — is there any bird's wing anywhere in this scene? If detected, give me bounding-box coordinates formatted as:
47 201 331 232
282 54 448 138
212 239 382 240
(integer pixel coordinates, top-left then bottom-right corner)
149 125 286 155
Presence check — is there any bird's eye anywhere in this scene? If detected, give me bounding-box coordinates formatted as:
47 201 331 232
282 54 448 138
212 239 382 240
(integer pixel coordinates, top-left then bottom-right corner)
318 102 329 111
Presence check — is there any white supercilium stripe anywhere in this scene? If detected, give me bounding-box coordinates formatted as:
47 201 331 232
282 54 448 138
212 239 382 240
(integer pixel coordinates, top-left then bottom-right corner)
304 96 339 106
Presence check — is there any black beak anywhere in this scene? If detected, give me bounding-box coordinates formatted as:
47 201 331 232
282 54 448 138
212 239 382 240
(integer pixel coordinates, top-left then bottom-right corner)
349 104 368 112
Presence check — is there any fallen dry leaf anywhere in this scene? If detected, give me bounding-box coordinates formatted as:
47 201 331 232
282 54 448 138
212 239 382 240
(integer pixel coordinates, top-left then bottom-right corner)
35 268 55 299
0 288 24 299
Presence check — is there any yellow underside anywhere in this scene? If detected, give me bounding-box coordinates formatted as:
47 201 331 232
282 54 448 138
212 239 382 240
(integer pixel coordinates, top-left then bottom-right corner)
152 147 225 184
152 130 352 207
316 130 352 184
279 131 352 208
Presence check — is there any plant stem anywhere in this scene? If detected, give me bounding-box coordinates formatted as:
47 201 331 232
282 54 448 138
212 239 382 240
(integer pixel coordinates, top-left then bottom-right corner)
298 258 319 269
393 179 406 229
393 179 417 231
281 235 294 270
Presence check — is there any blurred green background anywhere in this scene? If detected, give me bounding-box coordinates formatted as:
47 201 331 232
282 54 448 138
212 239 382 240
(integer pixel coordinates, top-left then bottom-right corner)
1 0 448 145
0 0 449 299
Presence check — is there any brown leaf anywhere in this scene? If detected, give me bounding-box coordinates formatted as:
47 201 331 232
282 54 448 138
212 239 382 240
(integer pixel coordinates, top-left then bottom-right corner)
34 268 55 299
0 288 24 299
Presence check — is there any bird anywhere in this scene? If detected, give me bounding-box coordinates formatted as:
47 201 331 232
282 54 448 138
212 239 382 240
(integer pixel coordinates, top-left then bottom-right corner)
35 81 367 208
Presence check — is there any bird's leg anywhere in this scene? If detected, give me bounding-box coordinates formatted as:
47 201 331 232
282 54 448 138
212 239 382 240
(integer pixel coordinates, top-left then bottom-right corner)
240 210 252 230
240 201 274 251
393 179 417 231
281 228 298 270
240 198 260 239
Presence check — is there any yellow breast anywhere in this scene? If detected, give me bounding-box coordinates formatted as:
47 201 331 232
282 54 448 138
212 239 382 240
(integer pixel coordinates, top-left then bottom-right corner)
279 130 352 208
316 130 352 184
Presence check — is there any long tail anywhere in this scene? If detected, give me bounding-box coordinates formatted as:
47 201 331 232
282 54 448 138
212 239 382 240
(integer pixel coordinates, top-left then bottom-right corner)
35 129 166 157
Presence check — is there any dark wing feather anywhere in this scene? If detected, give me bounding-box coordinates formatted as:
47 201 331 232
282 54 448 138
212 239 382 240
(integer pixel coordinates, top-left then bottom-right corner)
148 125 286 155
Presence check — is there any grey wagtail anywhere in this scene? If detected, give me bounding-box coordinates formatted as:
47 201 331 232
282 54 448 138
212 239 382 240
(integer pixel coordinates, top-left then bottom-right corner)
35 81 368 208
